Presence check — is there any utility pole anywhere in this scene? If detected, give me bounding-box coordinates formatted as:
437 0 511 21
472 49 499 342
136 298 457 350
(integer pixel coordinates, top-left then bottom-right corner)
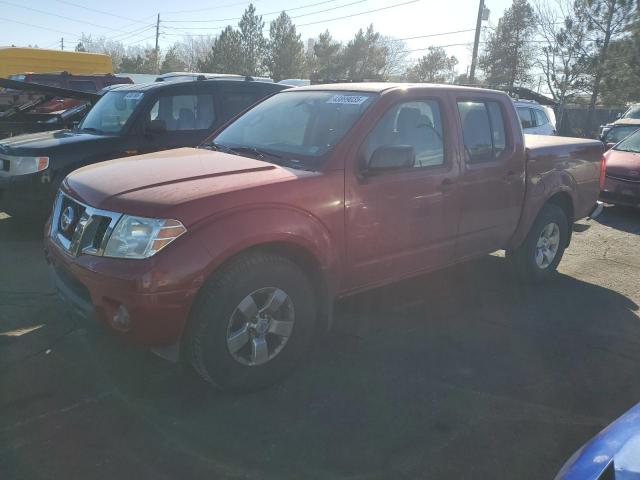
60 37 64 51
155 13 160 74
469 0 484 83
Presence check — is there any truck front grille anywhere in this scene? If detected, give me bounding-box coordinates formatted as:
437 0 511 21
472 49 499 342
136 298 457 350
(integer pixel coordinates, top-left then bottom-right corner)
50 191 122 257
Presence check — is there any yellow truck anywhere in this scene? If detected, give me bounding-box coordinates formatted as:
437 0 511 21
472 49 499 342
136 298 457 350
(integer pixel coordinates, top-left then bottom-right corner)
0 47 112 78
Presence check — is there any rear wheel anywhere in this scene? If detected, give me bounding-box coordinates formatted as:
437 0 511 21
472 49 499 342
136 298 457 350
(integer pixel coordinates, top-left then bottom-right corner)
186 252 317 392
509 203 569 282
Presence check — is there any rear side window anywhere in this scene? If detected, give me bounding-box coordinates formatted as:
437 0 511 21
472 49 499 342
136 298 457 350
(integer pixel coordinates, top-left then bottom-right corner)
457 100 507 164
517 107 534 129
149 94 215 131
534 109 549 126
221 89 260 118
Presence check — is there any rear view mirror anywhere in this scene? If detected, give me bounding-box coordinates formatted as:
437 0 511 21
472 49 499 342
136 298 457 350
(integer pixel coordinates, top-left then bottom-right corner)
366 145 415 174
147 119 166 134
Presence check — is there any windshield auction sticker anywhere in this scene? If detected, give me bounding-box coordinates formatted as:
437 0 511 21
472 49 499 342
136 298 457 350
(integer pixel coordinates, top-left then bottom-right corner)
326 95 369 105
124 92 144 100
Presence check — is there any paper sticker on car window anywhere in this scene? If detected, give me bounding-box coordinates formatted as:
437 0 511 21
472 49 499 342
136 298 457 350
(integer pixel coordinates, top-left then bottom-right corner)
326 95 368 105
124 92 144 100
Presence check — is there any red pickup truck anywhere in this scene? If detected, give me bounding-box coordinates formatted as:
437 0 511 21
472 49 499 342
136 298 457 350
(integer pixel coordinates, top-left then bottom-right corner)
45 84 604 391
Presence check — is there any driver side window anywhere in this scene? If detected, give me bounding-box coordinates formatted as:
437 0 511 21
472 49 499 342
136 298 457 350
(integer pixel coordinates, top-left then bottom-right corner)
362 100 445 169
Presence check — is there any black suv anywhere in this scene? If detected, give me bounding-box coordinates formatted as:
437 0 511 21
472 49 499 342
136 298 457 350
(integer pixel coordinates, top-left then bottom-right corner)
0 79 287 219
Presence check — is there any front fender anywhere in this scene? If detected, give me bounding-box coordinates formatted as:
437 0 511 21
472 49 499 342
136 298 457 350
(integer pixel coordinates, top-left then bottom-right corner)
189 203 342 291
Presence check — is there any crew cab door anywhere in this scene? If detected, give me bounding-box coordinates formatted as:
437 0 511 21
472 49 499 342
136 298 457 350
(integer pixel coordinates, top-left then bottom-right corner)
454 96 526 259
138 85 218 152
345 96 461 289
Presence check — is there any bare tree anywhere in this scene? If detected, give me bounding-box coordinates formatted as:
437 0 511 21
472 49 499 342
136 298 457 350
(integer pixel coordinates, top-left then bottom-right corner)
380 37 409 79
176 35 216 72
534 0 591 125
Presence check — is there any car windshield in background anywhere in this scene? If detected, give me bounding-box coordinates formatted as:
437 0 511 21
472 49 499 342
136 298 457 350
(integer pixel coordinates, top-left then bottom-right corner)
212 91 376 168
622 105 640 119
614 128 640 153
79 91 144 134
606 125 640 144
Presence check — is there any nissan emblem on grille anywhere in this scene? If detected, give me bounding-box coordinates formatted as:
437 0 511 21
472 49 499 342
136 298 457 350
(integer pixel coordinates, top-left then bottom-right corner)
60 206 75 233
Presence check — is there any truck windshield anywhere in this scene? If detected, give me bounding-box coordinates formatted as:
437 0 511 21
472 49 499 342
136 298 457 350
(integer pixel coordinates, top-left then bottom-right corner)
614 129 640 153
211 90 376 168
606 125 640 144
79 91 144 134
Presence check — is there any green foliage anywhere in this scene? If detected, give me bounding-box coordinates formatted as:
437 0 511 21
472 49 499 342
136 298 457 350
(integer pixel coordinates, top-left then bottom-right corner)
404 47 458 83
238 3 267 76
197 26 244 74
267 12 305 82
341 25 388 80
307 30 344 81
160 45 186 74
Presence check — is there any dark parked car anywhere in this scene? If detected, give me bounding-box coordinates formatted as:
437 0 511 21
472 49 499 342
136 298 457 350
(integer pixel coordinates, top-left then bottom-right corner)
0 78 287 219
555 402 640 479
600 128 640 208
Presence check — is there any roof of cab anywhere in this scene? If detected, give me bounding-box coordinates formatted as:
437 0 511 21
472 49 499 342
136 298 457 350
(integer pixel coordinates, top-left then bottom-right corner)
292 82 508 95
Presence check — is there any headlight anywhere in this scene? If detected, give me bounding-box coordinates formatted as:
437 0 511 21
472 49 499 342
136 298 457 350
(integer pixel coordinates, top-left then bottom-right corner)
103 215 186 259
5 156 49 175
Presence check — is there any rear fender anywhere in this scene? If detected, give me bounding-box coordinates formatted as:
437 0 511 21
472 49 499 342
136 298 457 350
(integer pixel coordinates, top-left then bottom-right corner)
506 170 578 250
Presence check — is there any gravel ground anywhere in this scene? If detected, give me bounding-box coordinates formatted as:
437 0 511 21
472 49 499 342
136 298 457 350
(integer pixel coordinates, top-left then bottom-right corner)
1 205 639 479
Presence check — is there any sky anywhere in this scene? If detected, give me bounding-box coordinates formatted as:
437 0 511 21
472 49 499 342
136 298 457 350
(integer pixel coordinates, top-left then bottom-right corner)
0 0 515 72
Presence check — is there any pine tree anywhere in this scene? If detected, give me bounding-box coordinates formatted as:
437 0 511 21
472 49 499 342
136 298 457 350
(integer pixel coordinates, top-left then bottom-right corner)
479 0 537 87
238 4 266 76
341 24 388 80
405 47 458 83
267 12 305 82
198 26 244 74
308 30 343 81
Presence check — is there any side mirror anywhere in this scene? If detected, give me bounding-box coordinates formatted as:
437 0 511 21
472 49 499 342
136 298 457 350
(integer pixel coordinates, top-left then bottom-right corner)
147 119 167 134
366 145 415 174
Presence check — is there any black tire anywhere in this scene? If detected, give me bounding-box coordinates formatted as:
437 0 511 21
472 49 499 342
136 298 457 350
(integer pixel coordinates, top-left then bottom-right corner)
508 203 569 282
186 252 317 392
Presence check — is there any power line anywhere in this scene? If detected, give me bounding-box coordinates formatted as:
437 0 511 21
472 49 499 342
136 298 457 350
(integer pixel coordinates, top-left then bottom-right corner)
397 28 476 41
0 15 77 36
164 0 345 23
296 0 420 27
161 0 260 15
164 0 369 29
50 0 149 24
0 0 146 34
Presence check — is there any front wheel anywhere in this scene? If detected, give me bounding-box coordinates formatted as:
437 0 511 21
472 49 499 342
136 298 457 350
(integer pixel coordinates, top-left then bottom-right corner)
186 252 317 392
508 203 569 282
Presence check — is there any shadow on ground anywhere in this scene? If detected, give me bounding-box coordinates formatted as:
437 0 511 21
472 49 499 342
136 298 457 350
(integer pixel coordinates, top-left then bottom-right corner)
595 205 640 234
2 235 640 479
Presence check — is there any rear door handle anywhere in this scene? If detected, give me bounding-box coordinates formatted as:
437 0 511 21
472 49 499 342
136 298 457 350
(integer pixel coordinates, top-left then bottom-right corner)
439 178 455 192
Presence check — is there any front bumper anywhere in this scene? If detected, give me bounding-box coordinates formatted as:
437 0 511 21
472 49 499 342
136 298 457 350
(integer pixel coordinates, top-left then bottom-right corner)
0 171 54 217
44 234 205 348
600 176 640 208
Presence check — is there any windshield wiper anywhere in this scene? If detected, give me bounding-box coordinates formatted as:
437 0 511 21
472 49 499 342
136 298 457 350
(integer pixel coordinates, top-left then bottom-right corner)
229 146 282 161
80 127 103 134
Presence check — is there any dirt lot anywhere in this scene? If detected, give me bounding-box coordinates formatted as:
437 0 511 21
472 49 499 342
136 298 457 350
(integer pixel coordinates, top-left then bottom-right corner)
1 206 639 480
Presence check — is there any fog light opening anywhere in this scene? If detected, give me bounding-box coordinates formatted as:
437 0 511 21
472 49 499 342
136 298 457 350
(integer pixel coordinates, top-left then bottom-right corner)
112 304 131 331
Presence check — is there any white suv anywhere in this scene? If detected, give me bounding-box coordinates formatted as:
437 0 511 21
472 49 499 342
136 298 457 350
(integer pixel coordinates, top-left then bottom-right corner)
514 100 557 135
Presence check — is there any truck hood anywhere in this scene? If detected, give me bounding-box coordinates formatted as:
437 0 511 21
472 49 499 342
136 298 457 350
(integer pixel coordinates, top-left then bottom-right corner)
605 149 640 179
64 147 305 223
0 129 110 156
